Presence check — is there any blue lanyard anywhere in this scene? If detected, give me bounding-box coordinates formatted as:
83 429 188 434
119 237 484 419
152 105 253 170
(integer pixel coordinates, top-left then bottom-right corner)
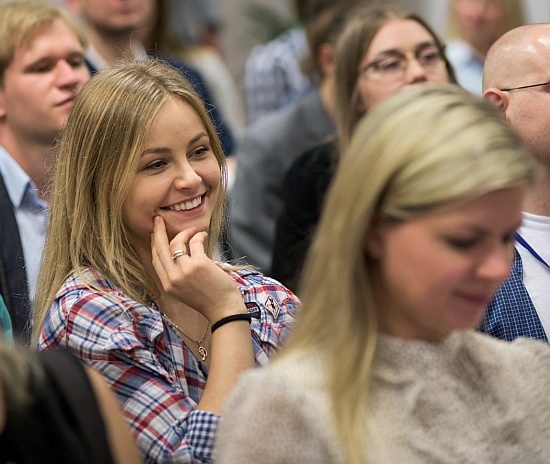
515 232 550 269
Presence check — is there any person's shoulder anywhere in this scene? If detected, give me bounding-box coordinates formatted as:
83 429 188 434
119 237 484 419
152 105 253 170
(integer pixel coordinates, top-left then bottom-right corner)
274 350 328 386
463 332 550 424
236 98 310 160
217 349 337 464
445 40 475 65
0 295 13 345
230 348 326 399
53 268 145 319
150 53 203 84
229 268 300 320
291 138 338 172
55 268 116 298
245 94 309 135
464 330 550 368
251 88 322 139
230 268 296 294
44 269 163 353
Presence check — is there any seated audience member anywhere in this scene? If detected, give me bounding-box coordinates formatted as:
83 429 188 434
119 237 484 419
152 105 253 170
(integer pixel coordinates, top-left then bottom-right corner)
229 1 361 270
0 0 90 343
445 0 524 95
34 60 297 463
271 4 456 291
0 344 141 464
216 84 550 463
480 23 550 341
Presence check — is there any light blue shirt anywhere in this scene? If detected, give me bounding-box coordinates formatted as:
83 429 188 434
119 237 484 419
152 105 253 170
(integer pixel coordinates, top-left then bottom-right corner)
0 146 48 308
446 40 484 96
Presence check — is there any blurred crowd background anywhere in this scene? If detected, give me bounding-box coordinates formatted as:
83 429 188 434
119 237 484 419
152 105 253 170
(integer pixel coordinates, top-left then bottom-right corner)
215 0 548 81
34 0 550 97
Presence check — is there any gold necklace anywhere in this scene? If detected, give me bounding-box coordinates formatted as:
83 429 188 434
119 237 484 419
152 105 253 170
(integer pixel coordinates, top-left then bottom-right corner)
161 313 210 361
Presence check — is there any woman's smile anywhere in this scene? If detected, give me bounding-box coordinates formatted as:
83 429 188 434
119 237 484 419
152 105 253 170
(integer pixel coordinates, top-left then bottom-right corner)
122 97 221 256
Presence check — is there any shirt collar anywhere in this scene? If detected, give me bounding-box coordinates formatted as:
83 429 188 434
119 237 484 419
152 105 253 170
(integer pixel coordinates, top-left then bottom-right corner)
0 145 34 208
85 44 109 71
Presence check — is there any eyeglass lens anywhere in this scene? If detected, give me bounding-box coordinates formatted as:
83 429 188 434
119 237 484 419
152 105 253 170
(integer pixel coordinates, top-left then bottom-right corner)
361 44 443 82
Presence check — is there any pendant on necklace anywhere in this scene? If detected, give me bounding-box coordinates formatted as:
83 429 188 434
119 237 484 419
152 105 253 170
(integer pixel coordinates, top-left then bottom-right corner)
198 344 208 361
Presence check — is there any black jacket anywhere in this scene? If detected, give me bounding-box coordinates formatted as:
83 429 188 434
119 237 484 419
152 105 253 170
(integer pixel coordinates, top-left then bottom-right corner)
0 172 31 343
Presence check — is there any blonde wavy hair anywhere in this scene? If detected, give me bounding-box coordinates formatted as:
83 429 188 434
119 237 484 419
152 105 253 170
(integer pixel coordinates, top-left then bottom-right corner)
33 60 228 342
280 83 534 464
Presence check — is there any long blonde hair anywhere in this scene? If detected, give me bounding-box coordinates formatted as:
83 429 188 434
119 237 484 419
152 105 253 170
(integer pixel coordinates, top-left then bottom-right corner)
280 83 534 464
33 60 228 342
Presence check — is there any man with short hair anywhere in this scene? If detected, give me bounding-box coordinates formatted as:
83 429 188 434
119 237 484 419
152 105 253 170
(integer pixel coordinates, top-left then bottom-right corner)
481 24 550 341
0 1 90 343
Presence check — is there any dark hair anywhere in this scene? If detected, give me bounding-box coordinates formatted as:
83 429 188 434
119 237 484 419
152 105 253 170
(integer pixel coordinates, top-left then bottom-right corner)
295 0 367 24
302 2 361 79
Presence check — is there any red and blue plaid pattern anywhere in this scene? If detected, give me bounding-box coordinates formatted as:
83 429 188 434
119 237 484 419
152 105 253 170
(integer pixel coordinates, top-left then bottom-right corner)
38 267 298 463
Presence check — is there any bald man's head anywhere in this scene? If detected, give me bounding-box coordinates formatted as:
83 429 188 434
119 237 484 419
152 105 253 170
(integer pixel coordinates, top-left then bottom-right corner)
483 24 550 92
482 23 550 167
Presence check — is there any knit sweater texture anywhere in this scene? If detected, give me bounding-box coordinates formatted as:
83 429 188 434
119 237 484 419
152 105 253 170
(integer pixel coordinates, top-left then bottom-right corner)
216 330 550 463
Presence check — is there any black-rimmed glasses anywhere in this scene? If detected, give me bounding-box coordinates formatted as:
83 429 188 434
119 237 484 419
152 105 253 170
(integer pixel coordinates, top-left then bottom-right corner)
500 81 550 91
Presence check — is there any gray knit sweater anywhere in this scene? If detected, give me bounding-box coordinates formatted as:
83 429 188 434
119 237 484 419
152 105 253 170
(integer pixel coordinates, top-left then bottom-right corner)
216 331 550 463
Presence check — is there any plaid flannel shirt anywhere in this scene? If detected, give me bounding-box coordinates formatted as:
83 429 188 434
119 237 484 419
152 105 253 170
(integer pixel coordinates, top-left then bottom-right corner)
480 250 547 342
38 267 298 463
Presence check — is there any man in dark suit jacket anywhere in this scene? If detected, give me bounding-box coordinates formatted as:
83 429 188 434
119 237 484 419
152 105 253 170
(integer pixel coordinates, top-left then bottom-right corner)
0 2 90 343
0 173 27 339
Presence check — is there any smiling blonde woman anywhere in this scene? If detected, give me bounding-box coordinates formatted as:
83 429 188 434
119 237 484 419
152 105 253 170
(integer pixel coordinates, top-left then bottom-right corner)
33 59 298 463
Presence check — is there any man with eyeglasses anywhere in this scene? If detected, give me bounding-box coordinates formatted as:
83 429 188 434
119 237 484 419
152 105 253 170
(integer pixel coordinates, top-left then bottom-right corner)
480 24 550 342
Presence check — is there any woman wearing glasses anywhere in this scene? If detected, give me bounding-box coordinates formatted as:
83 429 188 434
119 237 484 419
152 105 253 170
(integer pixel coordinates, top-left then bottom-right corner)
271 4 456 292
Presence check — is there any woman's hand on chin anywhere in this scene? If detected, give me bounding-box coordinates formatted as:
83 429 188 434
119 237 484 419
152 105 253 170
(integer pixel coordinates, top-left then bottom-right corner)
151 216 246 322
